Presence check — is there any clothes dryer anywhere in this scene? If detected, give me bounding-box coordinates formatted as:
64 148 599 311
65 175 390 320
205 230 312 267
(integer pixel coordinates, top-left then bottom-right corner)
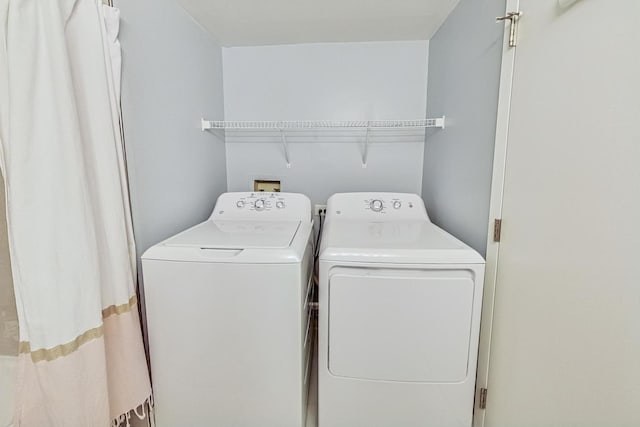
318 192 485 427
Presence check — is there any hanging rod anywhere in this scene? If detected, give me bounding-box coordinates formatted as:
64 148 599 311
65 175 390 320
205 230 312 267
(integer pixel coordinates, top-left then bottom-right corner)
201 117 445 131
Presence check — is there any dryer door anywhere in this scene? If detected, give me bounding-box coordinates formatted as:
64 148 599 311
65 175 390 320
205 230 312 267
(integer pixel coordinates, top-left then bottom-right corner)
328 267 476 382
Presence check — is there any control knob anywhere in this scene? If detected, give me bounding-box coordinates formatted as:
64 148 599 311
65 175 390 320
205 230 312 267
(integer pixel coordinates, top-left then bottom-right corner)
276 201 285 209
236 200 245 208
393 201 402 209
254 199 266 211
370 199 384 212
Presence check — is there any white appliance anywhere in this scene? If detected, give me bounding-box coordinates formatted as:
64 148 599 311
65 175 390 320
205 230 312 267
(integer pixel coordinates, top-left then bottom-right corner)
142 192 314 427
318 193 485 427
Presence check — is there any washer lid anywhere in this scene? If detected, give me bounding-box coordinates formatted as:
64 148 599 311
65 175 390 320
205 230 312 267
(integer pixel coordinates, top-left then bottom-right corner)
164 220 301 249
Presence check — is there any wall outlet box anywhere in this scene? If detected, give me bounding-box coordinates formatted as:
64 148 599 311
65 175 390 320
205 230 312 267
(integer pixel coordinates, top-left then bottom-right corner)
254 180 281 192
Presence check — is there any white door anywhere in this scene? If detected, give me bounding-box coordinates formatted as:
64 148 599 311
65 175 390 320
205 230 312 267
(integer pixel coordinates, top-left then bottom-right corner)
328 268 476 382
481 1 640 426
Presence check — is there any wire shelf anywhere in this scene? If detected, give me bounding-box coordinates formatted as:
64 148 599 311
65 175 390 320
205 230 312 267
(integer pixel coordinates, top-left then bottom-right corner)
200 117 445 168
201 117 445 131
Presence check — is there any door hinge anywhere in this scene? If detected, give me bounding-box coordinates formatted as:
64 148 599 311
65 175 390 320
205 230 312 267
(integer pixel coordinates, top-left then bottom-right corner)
496 10 523 47
479 388 488 409
493 219 502 242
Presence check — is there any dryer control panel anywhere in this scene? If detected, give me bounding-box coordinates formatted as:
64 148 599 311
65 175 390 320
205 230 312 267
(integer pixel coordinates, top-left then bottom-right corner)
210 192 312 222
326 193 429 221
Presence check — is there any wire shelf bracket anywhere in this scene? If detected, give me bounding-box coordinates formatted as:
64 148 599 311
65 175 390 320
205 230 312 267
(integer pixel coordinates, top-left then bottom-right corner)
280 129 291 168
362 127 371 168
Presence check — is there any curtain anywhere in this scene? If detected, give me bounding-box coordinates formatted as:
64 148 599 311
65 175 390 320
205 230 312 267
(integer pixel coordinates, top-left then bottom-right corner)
0 0 152 426
0 174 18 427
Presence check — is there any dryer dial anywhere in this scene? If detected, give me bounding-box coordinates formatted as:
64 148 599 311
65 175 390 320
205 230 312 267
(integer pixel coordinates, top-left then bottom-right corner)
370 199 384 212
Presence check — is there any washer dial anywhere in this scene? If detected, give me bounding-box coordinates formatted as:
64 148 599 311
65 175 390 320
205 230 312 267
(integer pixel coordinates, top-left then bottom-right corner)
254 199 266 211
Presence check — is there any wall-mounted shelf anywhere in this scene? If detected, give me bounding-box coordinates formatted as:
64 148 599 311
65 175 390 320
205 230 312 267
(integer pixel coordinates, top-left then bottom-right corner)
201 118 445 131
201 117 446 168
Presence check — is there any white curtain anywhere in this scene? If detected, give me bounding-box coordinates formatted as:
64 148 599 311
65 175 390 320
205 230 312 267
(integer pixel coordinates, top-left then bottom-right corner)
0 0 151 426
0 174 18 427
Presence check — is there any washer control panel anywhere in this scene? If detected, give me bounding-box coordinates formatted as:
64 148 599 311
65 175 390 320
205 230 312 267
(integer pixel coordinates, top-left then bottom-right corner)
210 192 311 221
234 193 283 212
327 193 429 221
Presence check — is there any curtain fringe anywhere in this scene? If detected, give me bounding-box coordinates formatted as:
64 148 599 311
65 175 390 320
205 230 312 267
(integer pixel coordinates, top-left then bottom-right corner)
112 395 154 427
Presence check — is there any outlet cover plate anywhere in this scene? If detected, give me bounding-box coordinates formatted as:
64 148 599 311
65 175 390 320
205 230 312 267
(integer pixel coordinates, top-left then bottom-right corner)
314 204 327 216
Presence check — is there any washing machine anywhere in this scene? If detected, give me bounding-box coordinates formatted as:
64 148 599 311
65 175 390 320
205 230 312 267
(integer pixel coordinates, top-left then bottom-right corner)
318 193 485 427
142 192 315 427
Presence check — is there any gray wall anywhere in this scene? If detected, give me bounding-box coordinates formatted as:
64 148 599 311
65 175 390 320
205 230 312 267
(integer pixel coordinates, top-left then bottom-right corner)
116 0 227 257
422 0 505 256
223 42 429 206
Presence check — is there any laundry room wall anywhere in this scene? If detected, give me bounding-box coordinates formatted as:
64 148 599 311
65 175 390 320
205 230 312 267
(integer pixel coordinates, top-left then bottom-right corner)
222 41 429 205
422 0 506 256
116 0 227 257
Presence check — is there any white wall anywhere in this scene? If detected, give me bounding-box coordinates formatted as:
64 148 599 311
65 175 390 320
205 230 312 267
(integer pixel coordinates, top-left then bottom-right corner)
421 0 505 256
117 0 227 257
222 41 429 205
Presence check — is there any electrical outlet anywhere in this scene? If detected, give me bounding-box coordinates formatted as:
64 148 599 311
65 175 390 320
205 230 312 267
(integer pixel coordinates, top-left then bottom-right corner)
314 204 327 216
